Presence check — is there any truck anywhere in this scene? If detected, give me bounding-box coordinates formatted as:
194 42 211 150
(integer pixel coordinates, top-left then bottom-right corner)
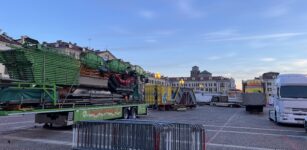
194 91 217 105
269 74 307 125
0 44 148 127
210 89 243 107
242 79 266 112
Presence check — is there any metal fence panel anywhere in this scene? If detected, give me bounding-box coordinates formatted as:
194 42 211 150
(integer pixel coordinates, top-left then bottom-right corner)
73 120 205 150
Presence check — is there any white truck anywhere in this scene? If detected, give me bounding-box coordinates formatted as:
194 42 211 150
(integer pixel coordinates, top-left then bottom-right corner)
269 74 307 124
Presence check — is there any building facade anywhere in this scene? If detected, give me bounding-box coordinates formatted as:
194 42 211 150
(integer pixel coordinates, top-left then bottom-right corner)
96 50 117 61
44 40 86 59
168 66 236 94
146 72 169 86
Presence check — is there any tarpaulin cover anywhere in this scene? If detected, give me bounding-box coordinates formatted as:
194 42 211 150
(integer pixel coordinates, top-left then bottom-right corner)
0 88 55 103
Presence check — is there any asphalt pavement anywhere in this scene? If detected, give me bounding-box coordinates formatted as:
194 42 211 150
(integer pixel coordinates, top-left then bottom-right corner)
0 105 306 150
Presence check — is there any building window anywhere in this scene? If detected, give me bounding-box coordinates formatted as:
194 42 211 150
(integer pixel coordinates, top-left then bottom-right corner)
220 83 224 87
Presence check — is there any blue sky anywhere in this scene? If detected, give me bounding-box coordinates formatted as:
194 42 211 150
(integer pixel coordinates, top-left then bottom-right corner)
1 0 307 88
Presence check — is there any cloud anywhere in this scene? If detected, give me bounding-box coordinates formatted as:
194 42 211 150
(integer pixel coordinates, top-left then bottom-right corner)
176 0 205 18
204 32 306 42
207 56 221 60
207 52 237 61
139 10 156 19
225 52 237 57
108 26 131 35
145 39 157 43
292 59 307 67
260 57 276 62
203 29 238 38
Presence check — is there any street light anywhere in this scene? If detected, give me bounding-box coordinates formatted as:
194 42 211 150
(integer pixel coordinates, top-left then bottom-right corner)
199 84 204 91
179 79 185 87
154 72 161 79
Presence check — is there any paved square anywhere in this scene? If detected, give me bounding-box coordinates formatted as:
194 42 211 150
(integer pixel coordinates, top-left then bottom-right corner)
0 106 306 150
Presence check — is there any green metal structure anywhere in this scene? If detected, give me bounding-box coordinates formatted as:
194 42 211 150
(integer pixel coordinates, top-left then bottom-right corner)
0 47 80 85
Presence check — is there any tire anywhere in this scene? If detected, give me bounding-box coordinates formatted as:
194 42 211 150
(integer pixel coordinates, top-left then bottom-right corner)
129 108 137 119
269 111 274 121
275 112 280 125
246 106 250 112
259 107 263 113
123 108 129 119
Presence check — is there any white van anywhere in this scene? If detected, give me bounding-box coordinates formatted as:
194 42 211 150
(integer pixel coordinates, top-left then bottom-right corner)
269 74 307 124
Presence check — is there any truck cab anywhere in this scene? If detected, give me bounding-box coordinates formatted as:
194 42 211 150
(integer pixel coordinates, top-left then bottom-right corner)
269 74 307 124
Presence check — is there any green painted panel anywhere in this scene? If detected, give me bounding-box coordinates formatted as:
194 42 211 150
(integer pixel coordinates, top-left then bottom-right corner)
74 107 122 122
137 104 147 115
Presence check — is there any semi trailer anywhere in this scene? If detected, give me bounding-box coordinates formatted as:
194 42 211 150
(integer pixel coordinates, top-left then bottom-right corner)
0 43 148 126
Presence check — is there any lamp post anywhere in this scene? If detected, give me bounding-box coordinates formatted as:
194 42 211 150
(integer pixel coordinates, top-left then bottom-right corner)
179 79 185 87
199 84 204 91
154 72 161 79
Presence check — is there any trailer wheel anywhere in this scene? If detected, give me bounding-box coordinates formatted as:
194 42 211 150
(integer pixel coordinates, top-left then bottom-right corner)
245 106 250 112
129 108 137 119
43 123 53 129
123 108 129 119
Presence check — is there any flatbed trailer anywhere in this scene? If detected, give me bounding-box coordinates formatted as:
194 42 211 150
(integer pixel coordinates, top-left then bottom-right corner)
0 103 148 127
210 102 242 107
209 95 242 108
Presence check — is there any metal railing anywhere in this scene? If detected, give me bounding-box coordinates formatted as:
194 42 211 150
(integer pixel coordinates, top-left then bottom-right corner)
73 120 205 150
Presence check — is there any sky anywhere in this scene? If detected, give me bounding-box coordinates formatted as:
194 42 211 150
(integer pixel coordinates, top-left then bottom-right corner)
1 0 307 89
